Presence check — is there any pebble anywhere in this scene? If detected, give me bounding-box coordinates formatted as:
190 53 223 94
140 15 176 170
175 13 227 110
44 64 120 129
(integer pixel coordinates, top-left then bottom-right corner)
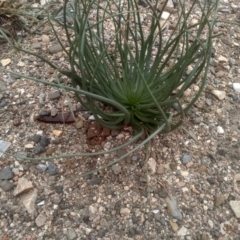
198 165 207 173
67 228 77 240
39 110 50 116
233 83 240 93
41 34 50 43
217 126 224 134
48 44 63 54
0 180 14 191
76 120 84 129
181 154 192 164
158 188 168 198
13 177 33 196
177 226 188 236
98 228 108 238
214 194 228 207
46 147 55 156
31 42 42 49
20 188 38 214
138 0 148 7
165 196 182 220
52 129 63 137
211 90 226 100
0 100 7 108
36 163 48 172
49 90 61 100
0 166 14 180
112 164 122 175
229 201 240 218
40 136 50 147
169 220 178 232
34 145 46 155
25 143 34 149
132 155 138 161
35 212 47 227
148 158 157 174
120 207 131 216
48 162 58 175
38 93 46 100
33 134 41 143
87 177 101 185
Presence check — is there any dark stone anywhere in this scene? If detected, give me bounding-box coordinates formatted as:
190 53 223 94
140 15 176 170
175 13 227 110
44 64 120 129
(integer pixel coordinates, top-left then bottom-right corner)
128 227 136 237
158 188 168 198
48 162 58 175
83 215 90 224
49 90 61 100
172 103 180 111
55 185 63 194
0 166 14 180
138 0 148 7
89 235 96 240
33 134 41 143
0 180 14 191
132 215 140 224
207 177 216 185
87 177 101 185
0 100 7 108
40 136 50 147
98 228 108 238
217 149 227 156
39 110 50 116
34 145 46 155
59 201 67 210
169 163 177 171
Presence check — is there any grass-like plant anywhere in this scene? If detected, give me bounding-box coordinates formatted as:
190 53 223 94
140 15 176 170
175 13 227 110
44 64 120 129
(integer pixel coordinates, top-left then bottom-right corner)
0 0 220 177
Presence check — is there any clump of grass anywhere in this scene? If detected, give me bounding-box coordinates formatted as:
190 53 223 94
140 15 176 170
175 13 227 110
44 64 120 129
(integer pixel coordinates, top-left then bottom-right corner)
0 0 220 177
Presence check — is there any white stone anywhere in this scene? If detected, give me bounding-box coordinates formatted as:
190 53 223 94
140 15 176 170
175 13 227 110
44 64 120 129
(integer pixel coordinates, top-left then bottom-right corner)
217 126 224 134
120 208 131 216
229 201 240 218
13 177 33 196
24 144 34 149
211 90 226 100
177 226 188 236
161 11 170 20
233 83 240 93
148 158 157 174
20 188 38 215
218 55 228 62
89 205 97 214
208 219 214 228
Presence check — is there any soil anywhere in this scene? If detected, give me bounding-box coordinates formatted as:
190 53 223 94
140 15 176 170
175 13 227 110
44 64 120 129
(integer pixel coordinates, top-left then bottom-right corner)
1 0 240 240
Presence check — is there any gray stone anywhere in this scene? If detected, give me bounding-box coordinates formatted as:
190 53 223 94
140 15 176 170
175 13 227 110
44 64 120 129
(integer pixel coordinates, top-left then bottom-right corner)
182 154 192 164
98 228 107 238
0 166 14 180
214 194 228 207
229 201 240 218
20 188 38 215
67 228 77 240
0 140 11 157
13 177 33 196
39 93 46 100
87 177 101 185
31 42 42 49
33 134 41 143
48 162 58 175
132 155 138 161
112 164 121 175
35 211 47 227
138 0 148 7
34 145 46 155
165 196 182 220
0 180 14 191
36 163 48 172
39 110 50 116
40 136 50 147
48 44 63 54
49 90 61 100
0 100 7 108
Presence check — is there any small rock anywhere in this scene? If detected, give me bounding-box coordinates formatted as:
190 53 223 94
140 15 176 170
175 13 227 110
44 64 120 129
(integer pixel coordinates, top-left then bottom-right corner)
67 228 77 240
52 129 63 137
41 34 50 43
217 126 224 134
39 110 50 116
34 145 46 155
216 71 226 78
201 234 210 240
138 0 148 7
13 177 33 196
51 107 58 116
36 163 48 172
46 147 55 156
161 11 170 20
182 154 192 164
98 228 108 238
40 136 50 147
33 134 41 143
25 143 34 149
0 100 7 108
165 196 182 220
148 157 157 174
158 188 168 198
35 212 47 227
177 226 188 236
207 177 216 185
20 188 38 215
38 93 46 100
48 44 63 54
218 55 228 62
229 201 240 218
120 208 131 216
221 38 232 46
48 162 58 175
198 165 207 173
31 42 41 49
0 166 14 180
55 185 63 194
76 120 84 129
88 177 101 185
49 90 61 100
233 83 240 93
217 149 227 156
112 164 122 175
214 194 228 207
0 180 14 191
211 90 226 100
132 155 138 161
169 220 178 232
1 58 11 66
